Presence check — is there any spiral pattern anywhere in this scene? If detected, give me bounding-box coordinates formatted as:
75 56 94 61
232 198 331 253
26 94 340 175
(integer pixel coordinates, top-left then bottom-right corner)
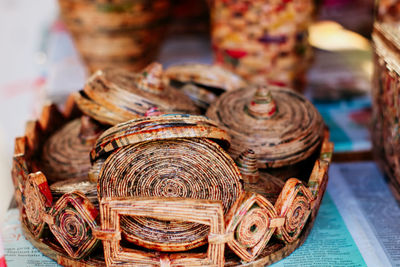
91 114 231 161
50 191 99 259
207 86 324 168
98 138 242 251
23 172 52 238
41 118 102 183
25 184 43 225
274 178 313 243
24 180 46 236
81 65 199 125
236 208 270 248
58 208 87 247
225 192 279 262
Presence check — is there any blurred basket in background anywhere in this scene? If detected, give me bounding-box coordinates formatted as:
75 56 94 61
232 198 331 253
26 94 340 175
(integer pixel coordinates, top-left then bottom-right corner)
210 0 315 91
58 0 171 73
372 21 400 201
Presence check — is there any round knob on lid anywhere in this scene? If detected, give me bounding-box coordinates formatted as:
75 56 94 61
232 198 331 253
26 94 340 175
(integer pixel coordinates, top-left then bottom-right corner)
136 62 164 94
78 116 101 144
236 149 260 184
246 86 277 119
206 86 324 168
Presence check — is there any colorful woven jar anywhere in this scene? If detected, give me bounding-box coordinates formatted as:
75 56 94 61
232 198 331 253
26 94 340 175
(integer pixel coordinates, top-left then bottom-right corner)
210 0 314 91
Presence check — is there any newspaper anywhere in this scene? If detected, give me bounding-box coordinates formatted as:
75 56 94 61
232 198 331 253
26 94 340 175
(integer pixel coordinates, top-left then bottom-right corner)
1 210 58 266
328 162 400 267
2 161 399 267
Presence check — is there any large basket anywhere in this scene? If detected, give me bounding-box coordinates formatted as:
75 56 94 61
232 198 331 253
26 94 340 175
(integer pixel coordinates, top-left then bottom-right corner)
11 94 333 266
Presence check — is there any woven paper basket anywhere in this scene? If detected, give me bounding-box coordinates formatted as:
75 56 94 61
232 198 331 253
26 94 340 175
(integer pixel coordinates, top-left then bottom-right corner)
11 93 333 266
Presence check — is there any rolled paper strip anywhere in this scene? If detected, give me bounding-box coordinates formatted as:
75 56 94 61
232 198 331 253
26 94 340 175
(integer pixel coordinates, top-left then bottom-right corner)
320 139 334 163
246 86 277 119
14 135 27 155
12 154 29 213
207 86 324 168
48 191 99 259
136 62 164 93
236 149 260 184
91 114 231 161
23 172 52 238
50 177 98 208
98 138 242 251
41 118 103 183
81 64 199 125
12 154 29 192
225 192 282 262
308 137 333 208
307 159 329 200
274 178 314 243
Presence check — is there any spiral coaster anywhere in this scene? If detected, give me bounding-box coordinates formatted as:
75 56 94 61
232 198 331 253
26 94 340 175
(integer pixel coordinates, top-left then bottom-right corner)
207 85 324 168
91 114 231 161
48 191 99 259
98 138 243 251
274 178 314 243
78 63 199 125
41 117 103 183
22 172 53 238
225 192 284 262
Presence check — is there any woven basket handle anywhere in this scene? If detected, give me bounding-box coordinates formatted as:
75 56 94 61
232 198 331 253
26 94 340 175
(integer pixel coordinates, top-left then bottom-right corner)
96 197 226 266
